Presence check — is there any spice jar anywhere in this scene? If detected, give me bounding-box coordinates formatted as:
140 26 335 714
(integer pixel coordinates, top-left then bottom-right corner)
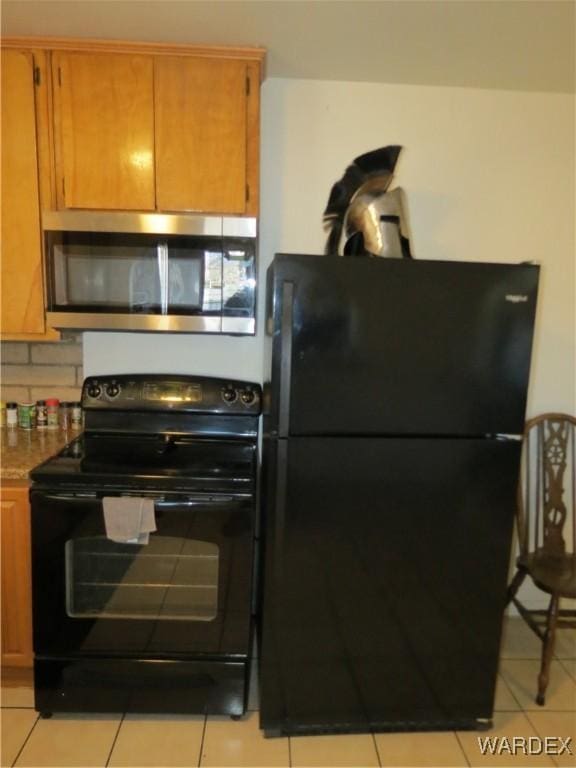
59 401 71 430
46 398 60 430
18 402 35 430
71 401 83 430
6 402 18 429
36 400 48 430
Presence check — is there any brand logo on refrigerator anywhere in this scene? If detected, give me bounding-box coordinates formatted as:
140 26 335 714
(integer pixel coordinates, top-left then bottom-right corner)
505 294 529 303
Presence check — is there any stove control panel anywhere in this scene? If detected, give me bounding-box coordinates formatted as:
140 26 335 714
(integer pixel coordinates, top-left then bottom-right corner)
82 374 262 414
105 381 121 399
86 381 102 399
221 383 258 407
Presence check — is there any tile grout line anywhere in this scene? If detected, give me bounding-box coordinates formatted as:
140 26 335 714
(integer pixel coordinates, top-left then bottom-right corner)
371 731 383 768
453 730 472 768
497 666 526 712
517 706 571 768
523 710 563 768
518 709 576 713
557 658 576 683
10 711 40 767
105 711 126 767
500 656 576 712
1 705 36 709
196 713 208 767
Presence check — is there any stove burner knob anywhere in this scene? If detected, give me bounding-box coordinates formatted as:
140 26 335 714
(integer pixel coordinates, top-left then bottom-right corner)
106 382 121 399
240 389 255 405
222 387 238 404
87 383 101 399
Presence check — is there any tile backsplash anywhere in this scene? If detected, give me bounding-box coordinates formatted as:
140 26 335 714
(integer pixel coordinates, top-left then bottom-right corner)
1 334 83 403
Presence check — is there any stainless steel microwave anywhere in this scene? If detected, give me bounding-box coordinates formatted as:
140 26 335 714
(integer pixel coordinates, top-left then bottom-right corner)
43 211 257 334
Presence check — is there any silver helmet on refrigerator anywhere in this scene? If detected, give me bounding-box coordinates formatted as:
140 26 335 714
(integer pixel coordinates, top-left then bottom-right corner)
323 146 413 258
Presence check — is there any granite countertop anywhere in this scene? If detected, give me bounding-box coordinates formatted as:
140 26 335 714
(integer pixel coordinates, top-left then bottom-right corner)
1 428 77 482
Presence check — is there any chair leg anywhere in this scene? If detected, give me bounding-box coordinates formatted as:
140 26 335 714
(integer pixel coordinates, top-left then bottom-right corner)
506 568 527 606
536 594 560 706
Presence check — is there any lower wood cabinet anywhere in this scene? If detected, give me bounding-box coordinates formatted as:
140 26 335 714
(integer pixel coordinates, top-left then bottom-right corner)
1 482 33 667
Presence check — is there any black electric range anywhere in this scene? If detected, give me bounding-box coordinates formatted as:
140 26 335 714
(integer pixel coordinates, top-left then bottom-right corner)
30 374 261 718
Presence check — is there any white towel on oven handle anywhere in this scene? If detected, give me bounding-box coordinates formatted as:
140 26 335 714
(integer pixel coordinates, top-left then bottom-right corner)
102 497 157 545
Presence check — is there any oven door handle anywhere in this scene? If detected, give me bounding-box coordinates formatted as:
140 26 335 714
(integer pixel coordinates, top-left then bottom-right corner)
154 497 243 509
40 493 101 502
38 493 246 507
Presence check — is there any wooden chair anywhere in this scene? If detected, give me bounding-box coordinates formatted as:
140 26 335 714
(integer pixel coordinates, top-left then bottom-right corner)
506 413 576 704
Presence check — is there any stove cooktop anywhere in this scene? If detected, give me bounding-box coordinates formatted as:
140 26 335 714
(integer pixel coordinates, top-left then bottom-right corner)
31 375 261 493
30 435 257 494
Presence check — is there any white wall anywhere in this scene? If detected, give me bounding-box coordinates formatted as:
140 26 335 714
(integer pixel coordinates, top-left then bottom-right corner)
86 76 575 419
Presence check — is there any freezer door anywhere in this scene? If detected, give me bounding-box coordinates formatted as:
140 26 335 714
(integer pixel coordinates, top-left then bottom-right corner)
268 255 539 436
259 436 520 734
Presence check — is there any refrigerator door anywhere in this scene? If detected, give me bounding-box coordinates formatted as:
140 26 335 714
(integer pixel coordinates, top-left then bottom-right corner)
267 255 539 437
259 435 520 735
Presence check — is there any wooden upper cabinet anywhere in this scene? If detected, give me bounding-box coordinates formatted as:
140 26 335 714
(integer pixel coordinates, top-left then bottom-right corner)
155 57 248 214
1 49 47 335
52 51 155 210
3 39 264 219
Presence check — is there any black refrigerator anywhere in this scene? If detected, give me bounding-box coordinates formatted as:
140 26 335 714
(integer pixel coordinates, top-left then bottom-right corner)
259 253 539 736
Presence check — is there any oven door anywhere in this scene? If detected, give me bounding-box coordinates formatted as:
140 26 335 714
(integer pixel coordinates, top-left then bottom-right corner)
30 488 254 659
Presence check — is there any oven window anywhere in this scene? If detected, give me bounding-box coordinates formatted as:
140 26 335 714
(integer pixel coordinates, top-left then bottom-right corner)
65 536 219 621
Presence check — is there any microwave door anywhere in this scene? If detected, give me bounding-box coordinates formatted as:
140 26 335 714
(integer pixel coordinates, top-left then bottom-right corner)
67 254 134 307
169 259 203 311
61 242 160 311
202 250 224 313
129 256 161 312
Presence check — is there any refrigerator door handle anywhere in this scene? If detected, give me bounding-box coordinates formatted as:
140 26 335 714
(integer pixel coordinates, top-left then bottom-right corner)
274 440 288 585
278 281 294 438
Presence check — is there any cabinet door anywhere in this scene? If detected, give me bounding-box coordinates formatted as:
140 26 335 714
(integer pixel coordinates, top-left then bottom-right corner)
1 485 33 667
155 57 248 214
53 52 155 210
1 49 46 335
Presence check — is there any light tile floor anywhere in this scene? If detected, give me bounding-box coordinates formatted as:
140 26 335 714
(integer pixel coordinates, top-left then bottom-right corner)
1 619 575 768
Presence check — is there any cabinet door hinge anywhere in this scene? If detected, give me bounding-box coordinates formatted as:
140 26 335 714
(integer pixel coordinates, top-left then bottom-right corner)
33 66 41 86
246 76 250 96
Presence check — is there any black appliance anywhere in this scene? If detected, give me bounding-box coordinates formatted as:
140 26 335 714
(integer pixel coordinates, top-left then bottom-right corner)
259 254 539 735
30 374 261 717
